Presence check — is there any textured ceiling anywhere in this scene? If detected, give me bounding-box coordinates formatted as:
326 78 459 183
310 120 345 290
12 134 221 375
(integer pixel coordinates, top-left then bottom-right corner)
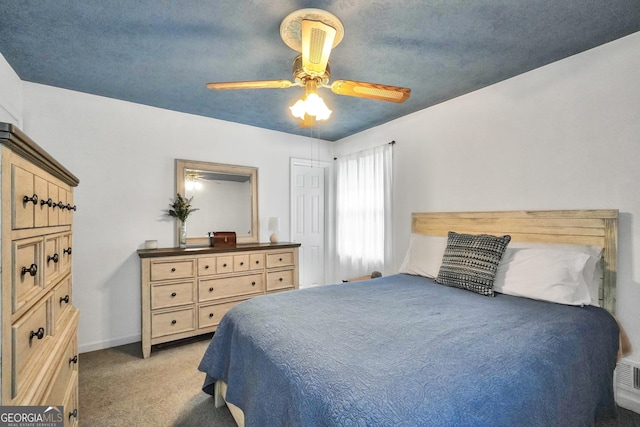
1 1 638 141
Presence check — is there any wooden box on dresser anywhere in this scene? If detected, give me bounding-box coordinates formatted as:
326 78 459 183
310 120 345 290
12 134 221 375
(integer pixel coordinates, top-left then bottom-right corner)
137 242 300 358
0 123 80 425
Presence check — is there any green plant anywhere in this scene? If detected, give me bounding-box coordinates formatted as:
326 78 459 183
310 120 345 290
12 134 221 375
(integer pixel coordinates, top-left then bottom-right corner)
167 193 198 222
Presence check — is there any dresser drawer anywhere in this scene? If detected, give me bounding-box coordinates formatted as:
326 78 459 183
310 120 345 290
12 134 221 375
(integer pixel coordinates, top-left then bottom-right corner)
151 307 195 338
12 298 51 398
63 375 79 427
12 164 37 229
150 259 195 281
199 273 264 302
53 276 72 332
267 269 295 291
216 256 233 274
266 251 295 268
198 300 239 329
249 253 264 270
233 254 250 272
151 281 195 310
13 236 44 313
197 257 217 276
43 334 78 406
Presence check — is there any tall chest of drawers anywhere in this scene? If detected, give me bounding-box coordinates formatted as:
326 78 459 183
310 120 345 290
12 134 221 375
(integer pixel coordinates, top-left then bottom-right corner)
0 123 80 424
138 242 300 358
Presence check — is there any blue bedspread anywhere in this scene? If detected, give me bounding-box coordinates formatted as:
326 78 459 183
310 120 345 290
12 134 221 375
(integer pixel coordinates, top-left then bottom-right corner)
198 274 619 426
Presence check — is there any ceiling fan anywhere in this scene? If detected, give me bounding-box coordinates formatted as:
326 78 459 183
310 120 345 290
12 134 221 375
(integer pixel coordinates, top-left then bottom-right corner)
206 8 411 127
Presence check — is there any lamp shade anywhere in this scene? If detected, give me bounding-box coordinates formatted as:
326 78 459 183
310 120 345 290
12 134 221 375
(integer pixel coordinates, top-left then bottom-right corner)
268 217 280 232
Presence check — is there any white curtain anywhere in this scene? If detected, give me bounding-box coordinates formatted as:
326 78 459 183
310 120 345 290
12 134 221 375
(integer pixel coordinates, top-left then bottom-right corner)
335 143 393 280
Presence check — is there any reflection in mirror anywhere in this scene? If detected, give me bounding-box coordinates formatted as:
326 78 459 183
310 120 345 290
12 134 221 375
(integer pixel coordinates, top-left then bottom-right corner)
175 160 258 246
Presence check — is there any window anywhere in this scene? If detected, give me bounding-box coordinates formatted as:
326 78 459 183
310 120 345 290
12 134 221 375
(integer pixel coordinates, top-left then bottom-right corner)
335 143 393 278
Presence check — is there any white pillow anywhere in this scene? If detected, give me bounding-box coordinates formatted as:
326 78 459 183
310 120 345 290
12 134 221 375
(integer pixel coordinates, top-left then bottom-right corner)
399 234 448 279
504 242 603 306
494 243 603 306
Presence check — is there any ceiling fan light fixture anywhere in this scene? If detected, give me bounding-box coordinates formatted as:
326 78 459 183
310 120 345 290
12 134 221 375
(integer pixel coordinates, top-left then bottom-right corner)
289 79 332 121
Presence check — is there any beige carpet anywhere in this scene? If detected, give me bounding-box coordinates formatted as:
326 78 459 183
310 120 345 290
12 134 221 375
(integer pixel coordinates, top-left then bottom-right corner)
79 334 236 426
80 334 640 426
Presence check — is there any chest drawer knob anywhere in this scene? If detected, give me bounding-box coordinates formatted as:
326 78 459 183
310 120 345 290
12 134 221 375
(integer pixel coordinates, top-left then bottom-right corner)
205 265 210 269
171 268 176 272
209 287 214 292
251 281 256 286
30 327 45 341
69 355 78 365
64 247 72 255
171 320 177 325
223 263 228 268
171 292 177 297
240 261 244 266
209 313 214 318
255 260 260 264
23 194 38 205
279 277 283 282
21 263 38 277
47 253 59 263
41 198 53 207
60 295 70 304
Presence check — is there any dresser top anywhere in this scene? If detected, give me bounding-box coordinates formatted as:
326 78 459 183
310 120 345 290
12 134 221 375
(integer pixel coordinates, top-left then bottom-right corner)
137 242 301 258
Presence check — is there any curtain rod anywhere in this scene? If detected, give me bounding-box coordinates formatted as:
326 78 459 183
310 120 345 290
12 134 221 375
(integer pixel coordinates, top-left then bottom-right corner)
333 140 395 160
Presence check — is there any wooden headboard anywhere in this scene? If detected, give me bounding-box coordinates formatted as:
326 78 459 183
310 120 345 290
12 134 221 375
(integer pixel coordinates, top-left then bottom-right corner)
411 210 619 313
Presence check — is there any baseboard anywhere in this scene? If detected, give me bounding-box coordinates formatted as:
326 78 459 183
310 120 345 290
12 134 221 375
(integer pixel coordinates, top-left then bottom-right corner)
79 334 140 354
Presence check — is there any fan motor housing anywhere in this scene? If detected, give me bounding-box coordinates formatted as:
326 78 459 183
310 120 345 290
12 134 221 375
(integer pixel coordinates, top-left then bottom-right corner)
292 54 330 86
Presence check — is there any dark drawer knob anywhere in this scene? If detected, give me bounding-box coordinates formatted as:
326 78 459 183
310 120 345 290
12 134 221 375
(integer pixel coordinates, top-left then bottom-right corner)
60 295 70 304
209 313 214 318
279 277 283 282
69 355 78 365
279 258 283 261
23 194 38 205
47 253 59 263
240 261 244 266
255 260 260 264
30 327 45 340
204 265 210 269
171 292 177 297
171 268 176 272
64 247 72 255
69 409 78 420
223 263 227 268
41 198 53 207
251 281 256 286
209 287 214 292
21 263 38 277
171 320 177 325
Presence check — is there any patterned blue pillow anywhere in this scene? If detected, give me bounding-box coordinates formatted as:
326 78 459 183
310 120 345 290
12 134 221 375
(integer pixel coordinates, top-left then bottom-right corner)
436 231 511 296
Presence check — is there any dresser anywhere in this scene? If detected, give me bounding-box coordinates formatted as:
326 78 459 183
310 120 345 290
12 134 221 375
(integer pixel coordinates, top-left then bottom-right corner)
0 123 80 423
137 242 300 358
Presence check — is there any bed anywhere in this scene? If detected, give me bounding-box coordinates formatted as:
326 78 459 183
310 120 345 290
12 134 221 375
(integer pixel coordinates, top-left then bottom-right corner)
198 210 621 426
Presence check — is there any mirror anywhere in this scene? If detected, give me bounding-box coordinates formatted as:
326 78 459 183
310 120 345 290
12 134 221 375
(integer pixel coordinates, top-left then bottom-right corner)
175 159 259 246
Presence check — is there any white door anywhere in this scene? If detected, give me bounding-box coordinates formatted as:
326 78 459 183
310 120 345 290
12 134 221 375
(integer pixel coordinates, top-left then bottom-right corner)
292 164 325 288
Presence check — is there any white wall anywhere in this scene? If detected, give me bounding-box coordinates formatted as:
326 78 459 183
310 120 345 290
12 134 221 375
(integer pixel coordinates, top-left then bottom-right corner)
0 53 22 126
335 32 640 362
15 84 332 352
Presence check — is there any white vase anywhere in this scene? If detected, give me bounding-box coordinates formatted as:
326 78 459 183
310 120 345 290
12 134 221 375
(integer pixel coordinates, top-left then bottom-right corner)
179 221 187 248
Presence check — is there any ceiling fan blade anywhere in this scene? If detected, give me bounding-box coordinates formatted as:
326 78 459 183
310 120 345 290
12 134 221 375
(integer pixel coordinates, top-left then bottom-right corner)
330 80 411 103
206 80 293 90
301 19 337 77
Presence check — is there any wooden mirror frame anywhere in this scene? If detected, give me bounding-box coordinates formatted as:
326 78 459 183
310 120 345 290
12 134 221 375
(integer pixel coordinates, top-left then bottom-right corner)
175 159 259 246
